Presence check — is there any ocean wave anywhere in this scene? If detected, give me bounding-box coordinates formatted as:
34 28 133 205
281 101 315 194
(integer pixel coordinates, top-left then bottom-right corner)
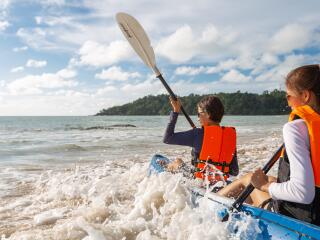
0 140 32 144
44 144 87 152
67 124 137 131
15 144 88 155
0 158 266 240
1 124 137 134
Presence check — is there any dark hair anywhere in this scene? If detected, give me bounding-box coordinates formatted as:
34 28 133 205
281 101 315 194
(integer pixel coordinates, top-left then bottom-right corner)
197 96 224 123
286 64 320 101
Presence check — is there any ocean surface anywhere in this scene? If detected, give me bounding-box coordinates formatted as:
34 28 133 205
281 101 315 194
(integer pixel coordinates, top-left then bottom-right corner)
0 115 287 239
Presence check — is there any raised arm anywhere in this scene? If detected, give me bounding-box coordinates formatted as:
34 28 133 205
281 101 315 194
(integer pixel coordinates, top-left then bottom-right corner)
163 111 196 147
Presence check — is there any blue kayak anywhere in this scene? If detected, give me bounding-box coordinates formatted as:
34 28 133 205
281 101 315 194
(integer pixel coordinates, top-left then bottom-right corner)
149 154 320 239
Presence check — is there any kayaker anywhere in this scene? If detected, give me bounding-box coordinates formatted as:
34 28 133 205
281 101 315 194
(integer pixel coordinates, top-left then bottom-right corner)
162 95 239 184
218 64 320 226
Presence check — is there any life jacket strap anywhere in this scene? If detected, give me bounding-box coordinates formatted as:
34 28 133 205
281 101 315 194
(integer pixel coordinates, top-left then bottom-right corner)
194 171 229 182
196 159 231 166
195 159 231 173
194 159 230 182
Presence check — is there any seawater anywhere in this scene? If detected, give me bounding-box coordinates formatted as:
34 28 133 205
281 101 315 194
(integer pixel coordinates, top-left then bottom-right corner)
0 115 287 239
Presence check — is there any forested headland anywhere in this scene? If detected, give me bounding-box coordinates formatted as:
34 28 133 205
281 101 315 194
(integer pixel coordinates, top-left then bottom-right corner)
96 90 290 116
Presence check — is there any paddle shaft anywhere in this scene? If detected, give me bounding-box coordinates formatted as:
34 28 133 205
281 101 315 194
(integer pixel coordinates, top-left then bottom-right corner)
231 144 284 210
156 73 196 128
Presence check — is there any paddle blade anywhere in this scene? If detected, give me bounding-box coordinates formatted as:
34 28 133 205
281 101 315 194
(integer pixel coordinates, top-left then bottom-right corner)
116 13 156 70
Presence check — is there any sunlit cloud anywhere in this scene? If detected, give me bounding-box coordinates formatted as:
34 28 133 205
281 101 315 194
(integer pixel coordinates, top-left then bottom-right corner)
75 40 134 67
221 69 252 83
57 68 77 79
156 25 237 63
38 0 65 6
95 66 141 81
255 54 307 83
0 0 10 18
17 28 59 50
26 59 47 68
269 24 313 54
7 71 78 95
35 16 73 26
11 66 24 73
0 20 9 31
175 66 208 76
13 46 28 52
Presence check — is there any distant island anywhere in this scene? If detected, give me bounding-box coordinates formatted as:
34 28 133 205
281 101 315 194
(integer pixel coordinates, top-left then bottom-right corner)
96 89 290 116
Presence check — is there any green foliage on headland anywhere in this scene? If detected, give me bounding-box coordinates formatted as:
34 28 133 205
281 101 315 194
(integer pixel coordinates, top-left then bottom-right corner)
96 89 290 116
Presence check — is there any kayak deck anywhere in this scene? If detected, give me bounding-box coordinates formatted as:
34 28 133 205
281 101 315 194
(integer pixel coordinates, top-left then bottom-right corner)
192 188 320 239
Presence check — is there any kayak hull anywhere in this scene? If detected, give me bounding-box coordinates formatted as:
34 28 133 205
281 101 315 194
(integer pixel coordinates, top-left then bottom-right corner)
192 188 320 239
149 154 320 239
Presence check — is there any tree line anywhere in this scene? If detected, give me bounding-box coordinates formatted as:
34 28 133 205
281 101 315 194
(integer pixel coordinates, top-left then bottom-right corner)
96 89 290 116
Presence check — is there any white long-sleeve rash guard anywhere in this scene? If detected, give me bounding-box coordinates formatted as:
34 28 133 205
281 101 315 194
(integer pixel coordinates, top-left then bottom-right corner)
269 119 315 204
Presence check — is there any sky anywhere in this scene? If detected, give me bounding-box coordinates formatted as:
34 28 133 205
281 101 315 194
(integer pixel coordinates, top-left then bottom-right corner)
0 0 319 116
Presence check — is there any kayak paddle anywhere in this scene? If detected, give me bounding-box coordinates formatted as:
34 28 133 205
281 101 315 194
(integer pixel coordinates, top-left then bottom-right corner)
116 12 196 128
219 144 284 221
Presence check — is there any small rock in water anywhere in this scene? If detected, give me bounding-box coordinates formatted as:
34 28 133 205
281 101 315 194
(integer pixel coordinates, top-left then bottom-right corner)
109 124 136 128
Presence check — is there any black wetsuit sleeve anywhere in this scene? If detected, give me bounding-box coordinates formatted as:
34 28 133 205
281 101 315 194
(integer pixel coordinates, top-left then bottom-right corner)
229 149 239 176
163 111 195 147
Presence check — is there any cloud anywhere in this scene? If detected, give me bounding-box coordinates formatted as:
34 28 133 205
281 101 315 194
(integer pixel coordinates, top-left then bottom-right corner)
7 71 78 95
174 66 208 76
0 0 10 8
120 77 165 98
0 91 103 116
19 13 122 48
260 53 279 66
174 59 241 77
16 27 68 50
35 15 73 26
5 76 166 116
96 86 117 95
221 69 252 83
174 51 282 80
75 40 133 67
269 23 312 54
0 20 9 31
151 77 272 97
34 15 79 27
26 59 47 68
11 66 24 73
155 24 237 63
13 46 28 52
57 68 77 78
156 25 196 63
255 54 307 83
39 0 65 6
174 55 263 76
97 75 165 97
95 66 141 81
251 53 280 75
0 0 10 17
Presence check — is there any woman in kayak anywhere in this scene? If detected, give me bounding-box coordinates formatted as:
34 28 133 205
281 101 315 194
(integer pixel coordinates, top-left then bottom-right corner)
218 64 320 226
162 95 239 184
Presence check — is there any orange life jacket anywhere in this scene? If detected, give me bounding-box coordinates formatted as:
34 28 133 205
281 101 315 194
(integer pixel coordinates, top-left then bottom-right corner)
274 105 320 225
194 126 236 182
289 105 320 187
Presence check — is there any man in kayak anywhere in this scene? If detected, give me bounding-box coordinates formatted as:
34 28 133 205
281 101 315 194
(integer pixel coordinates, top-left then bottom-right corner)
218 64 320 226
162 95 239 185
